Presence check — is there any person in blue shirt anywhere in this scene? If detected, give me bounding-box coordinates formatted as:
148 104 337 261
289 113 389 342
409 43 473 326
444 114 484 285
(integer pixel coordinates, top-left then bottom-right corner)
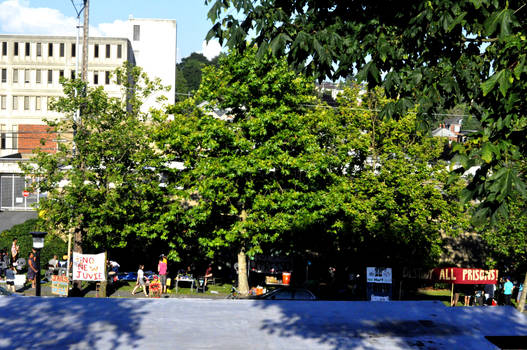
503 277 514 306
517 283 524 304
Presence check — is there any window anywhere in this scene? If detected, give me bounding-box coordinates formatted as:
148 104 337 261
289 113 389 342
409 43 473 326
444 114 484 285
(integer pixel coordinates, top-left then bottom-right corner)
106 44 111 58
36 69 41 84
93 71 99 85
117 44 122 58
1 69 6 83
13 69 18 83
48 43 53 57
70 70 75 80
37 43 42 57
36 96 41 110
25 42 30 56
0 95 6 110
133 25 140 41
94 44 99 58
2 42 7 56
60 43 65 57
24 96 29 110
1 133 5 149
47 69 53 84
105 71 110 85
14 42 18 56
71 43 76 57
24 69 30 83
12 96 18 110
59 70 64 80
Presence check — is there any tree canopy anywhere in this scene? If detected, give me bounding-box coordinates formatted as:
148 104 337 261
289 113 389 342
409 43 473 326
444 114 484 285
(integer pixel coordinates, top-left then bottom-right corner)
205 0 527 222
154 48 469 292
176 52 220 100
23 66 169 253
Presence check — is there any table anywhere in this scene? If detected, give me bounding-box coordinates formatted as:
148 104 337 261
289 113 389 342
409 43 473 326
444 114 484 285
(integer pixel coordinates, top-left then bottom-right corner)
175 276 196 293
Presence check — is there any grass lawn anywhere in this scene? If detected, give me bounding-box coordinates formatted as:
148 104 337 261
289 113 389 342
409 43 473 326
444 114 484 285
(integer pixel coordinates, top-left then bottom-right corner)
416 288 453 306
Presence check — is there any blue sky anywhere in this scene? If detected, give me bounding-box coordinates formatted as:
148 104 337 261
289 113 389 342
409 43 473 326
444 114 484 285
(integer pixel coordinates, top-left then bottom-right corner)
0 0 222 61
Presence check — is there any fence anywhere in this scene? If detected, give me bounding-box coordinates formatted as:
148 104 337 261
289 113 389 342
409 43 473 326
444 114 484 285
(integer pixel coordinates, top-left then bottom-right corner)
0 174 39 211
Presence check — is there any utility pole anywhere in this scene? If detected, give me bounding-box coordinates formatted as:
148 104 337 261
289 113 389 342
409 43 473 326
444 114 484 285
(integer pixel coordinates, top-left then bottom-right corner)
70 0 89 293
81 0 89 82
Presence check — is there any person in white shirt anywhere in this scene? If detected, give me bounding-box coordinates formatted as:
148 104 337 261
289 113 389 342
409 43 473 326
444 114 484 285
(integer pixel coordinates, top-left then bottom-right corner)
131 264 148 297
48 255 59 269
11 238 19 263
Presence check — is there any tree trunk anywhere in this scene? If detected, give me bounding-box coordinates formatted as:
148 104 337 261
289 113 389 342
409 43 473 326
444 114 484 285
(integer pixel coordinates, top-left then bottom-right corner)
517 271 527 312
99 251 108 298
73 227 83 290
237 248 249 296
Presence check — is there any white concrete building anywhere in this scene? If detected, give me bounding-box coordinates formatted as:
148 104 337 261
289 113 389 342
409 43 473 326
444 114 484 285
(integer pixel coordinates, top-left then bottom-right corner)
127 18 177 110
0 18 177 210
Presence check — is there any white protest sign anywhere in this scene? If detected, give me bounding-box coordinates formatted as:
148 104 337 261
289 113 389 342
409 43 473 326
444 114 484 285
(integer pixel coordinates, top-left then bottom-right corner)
72 252 106 281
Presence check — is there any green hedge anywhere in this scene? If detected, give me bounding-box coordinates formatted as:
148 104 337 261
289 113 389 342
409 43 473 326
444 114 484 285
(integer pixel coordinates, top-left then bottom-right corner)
0 218 68 269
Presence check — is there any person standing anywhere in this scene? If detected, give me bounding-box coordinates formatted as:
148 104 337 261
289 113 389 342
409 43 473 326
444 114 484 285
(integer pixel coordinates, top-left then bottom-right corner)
204 264 213 288
5 264 16 293
158 256 168 294
503 277 515 305
132 264 148 297
484 283 496 305
11 238 19 264
27 252 37 289
48 255 59 269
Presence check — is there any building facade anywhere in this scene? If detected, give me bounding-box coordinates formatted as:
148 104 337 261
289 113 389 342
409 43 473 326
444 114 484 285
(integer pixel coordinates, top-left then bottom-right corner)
0 18 177 211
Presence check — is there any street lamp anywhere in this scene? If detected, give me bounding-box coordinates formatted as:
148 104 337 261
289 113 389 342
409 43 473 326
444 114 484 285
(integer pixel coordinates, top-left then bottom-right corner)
30 231 47 296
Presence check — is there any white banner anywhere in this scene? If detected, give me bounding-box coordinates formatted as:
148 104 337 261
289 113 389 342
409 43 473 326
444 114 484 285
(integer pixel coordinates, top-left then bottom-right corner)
72 252 106 281
366 267 392 284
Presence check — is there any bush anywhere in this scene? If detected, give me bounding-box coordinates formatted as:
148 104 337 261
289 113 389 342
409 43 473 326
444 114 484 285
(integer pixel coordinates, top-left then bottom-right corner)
0 218 68 267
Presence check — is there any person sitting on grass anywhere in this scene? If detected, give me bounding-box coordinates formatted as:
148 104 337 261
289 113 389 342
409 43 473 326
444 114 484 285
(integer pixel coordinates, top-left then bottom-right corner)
131 264 148 297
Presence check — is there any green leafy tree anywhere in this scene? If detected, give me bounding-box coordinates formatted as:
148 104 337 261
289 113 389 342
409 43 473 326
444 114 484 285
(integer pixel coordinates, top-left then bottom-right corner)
205 0 527 222
155 48 349 294
176 52 221 100
155 48 468 292
323 87 469 268
22 65 169 257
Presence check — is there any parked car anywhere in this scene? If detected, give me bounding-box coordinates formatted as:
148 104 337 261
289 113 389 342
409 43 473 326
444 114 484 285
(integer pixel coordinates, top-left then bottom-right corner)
252 287 317 300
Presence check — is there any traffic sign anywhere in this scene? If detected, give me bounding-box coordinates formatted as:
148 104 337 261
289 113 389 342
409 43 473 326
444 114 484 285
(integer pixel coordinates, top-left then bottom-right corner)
22 190 30 197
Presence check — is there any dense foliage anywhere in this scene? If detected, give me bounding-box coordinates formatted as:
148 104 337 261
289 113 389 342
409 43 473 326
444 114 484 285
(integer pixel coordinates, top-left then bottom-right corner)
22 65 169 253
205 0 527 222
0 219 67 268
175 52 220 100
154 49 469 292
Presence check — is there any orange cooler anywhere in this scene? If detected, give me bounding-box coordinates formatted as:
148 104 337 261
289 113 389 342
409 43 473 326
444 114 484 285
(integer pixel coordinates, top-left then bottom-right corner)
282 272 291 285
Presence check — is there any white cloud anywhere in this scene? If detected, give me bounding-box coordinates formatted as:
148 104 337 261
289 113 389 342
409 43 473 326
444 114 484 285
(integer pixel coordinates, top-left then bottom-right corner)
0 0 127 37
201 39 221 61
97 19 129 38
0 0 79 35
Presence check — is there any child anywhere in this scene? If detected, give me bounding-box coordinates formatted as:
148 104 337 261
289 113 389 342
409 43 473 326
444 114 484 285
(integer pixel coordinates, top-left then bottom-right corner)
131 264 148 297
5 264 16 293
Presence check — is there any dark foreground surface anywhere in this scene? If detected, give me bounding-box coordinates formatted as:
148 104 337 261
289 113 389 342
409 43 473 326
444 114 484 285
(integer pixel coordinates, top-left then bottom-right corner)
0 298 525 349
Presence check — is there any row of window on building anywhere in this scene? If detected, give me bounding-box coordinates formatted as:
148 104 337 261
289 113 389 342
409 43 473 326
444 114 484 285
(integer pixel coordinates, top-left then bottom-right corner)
1 68 112 85
1 41 123 59
1 95 52 112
